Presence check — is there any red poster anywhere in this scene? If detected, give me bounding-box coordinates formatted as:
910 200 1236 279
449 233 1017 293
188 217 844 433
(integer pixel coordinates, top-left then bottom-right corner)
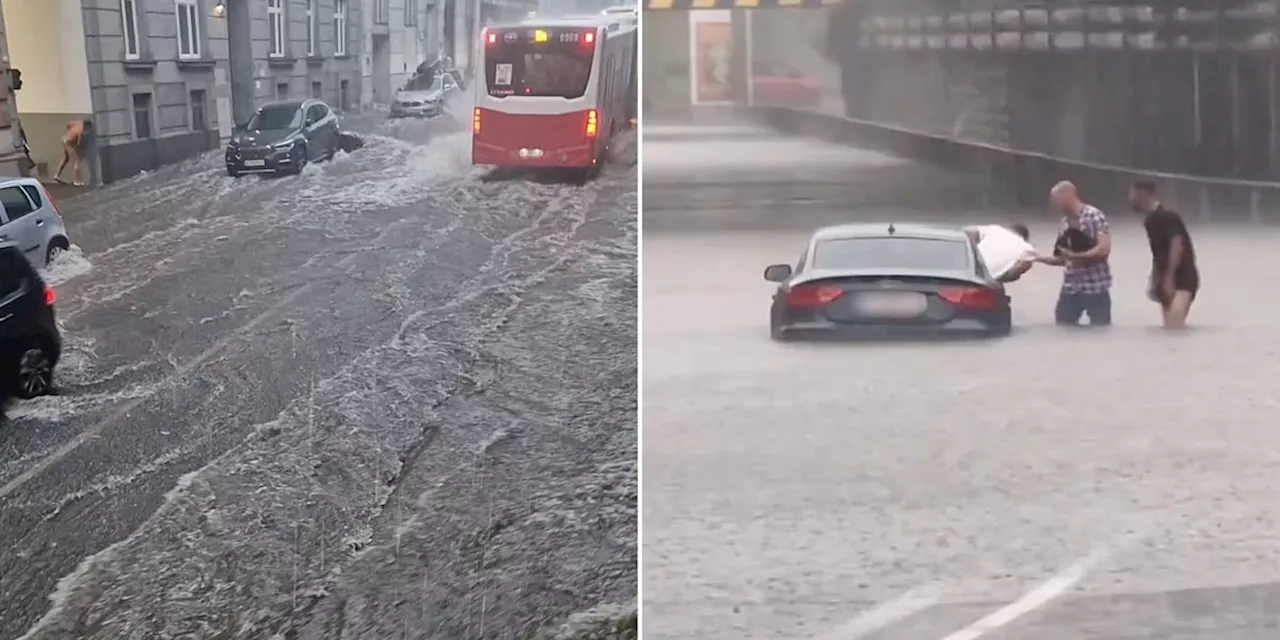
693 22 733 104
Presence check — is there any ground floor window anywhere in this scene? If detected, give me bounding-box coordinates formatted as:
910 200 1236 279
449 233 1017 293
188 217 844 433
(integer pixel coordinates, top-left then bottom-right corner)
132 93 153 139
311 81 322 99
190 89 207 130
277 82 290 99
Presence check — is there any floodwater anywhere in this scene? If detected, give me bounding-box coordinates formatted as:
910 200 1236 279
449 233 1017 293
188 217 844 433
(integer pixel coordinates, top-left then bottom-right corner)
642 124 1280 640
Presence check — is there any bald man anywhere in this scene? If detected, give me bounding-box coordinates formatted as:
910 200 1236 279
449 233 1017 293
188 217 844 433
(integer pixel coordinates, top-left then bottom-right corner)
1035 181 1113 326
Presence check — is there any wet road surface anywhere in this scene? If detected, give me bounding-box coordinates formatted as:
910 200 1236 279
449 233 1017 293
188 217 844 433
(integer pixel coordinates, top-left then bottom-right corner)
0 114 636 639
642 125 1280 640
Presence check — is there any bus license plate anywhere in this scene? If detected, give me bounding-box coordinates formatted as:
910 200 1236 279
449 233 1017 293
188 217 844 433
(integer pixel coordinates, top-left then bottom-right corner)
244 159 266 167
856 292 926 317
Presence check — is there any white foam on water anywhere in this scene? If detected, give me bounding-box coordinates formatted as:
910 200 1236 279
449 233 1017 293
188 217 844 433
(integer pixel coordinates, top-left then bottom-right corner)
266 132 479 214
41 245 92 287
7 380 167 424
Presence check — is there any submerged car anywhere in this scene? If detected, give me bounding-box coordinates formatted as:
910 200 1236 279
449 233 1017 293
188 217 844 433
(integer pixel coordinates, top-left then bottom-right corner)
0 242 59 400
390 73 461 119
226 99 340 176
764 222 1012 340
0 178 71 267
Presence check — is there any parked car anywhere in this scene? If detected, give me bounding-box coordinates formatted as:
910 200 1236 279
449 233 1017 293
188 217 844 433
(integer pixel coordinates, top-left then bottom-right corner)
0 241 60 401
751 62 822 108
225 99 341 177
0 178 71 267
390 72 461 119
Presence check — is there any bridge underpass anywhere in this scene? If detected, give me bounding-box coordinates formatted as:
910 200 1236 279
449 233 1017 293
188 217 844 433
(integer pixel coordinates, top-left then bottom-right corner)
641 5 1280 638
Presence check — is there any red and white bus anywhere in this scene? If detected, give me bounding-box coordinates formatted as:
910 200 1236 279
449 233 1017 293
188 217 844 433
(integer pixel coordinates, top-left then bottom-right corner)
471 14 637 172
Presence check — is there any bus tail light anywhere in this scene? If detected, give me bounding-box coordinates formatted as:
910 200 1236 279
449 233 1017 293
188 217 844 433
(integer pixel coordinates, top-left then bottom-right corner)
586 110 598 138
472 108 481 134
485 29 495 45
584 32 595 44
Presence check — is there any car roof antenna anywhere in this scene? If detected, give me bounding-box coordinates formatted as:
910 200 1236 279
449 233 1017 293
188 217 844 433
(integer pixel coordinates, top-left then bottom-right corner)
887 223 896 236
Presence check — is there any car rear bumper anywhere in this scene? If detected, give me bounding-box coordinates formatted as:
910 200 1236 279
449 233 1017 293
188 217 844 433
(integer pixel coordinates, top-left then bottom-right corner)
777 318 1009 340
472 140 596 168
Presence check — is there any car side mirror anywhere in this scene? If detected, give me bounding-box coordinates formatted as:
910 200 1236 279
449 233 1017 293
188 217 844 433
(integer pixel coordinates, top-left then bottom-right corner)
763 264 792 282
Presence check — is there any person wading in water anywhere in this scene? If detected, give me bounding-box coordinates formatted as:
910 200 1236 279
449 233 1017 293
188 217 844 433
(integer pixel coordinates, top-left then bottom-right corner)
53 119 90 187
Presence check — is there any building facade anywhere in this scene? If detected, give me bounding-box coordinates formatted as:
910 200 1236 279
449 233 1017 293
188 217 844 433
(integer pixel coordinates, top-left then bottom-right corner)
361 0 432 106
225 0 363 127
0 6 25 179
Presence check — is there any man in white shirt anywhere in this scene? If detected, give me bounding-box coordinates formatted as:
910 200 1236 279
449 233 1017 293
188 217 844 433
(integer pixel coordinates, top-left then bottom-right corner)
964 223 1038 283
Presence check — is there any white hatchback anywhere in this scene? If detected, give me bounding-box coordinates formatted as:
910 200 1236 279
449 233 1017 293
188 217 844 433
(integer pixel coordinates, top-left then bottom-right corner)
0 178 71 267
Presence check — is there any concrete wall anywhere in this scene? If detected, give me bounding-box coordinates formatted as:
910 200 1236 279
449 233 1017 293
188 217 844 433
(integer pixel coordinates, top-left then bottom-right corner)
245 0 362 115
3 0 94 179
0 3 26 179
3 0 92 113
78 0 231 183
642 10 690 121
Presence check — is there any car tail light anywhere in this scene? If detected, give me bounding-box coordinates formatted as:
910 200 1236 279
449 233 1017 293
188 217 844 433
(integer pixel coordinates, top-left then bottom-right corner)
785 284 843 309
43 286 54 306
472 108 481 134
939 286 998 310
485 29 496 45
45 187 60 215
585 109 598 138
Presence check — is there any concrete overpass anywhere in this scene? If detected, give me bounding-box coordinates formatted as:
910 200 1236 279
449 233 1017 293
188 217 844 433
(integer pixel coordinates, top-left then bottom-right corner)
644 1 1280 185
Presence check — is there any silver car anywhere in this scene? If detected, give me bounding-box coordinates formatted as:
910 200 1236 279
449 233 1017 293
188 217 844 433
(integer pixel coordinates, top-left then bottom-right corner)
0 178 71 267
389 73 459 119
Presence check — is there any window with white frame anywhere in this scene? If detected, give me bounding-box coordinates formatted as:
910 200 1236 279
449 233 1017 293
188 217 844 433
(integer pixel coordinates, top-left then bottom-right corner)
268 0 286 57
334 0 347 55
121 0 142 60
175 0 201 58
404 0 417 26
306 0 316 56
375 0 388 25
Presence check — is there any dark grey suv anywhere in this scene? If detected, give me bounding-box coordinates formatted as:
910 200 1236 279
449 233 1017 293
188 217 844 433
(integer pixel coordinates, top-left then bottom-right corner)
225 99 340 176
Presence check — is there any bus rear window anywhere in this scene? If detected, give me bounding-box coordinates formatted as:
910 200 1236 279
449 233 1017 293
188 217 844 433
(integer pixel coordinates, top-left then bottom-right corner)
486 44 594 99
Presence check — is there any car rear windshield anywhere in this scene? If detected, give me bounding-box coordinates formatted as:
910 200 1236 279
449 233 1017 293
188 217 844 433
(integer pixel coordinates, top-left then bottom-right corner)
484 31 595 98
811 237 972 272
248 105 301 131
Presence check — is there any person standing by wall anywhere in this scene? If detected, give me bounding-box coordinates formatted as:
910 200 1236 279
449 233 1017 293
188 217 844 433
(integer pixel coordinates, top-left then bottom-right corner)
53 119 90 187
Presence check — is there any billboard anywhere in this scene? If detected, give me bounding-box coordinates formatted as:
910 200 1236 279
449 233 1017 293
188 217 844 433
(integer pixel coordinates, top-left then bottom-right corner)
689 10 733 105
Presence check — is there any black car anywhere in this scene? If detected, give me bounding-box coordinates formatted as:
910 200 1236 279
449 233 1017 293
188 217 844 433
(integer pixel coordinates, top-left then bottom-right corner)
765 223 1012 340
226 99 340 177
0 242 59 402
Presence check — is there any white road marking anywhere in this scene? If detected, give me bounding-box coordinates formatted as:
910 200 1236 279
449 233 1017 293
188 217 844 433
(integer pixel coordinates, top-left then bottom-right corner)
808 587 941 640
938 551 1108 640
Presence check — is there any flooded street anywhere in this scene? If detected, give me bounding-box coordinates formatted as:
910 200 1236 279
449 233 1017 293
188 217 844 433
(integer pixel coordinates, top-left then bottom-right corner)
642 125 1280 640
0 115 636 639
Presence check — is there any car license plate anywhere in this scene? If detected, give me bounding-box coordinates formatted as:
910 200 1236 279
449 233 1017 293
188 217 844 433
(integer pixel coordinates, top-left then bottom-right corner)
856 292 927 317
244 159 266 167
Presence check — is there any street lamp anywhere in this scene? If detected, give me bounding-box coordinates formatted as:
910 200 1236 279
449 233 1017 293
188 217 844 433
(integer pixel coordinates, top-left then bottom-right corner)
213 2 225 17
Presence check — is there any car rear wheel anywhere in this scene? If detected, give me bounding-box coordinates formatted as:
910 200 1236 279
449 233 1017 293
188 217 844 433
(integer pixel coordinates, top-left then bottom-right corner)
11 342 54 399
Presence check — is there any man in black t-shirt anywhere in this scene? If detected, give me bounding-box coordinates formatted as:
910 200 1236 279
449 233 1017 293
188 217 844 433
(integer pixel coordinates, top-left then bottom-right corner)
1130 180 1199 329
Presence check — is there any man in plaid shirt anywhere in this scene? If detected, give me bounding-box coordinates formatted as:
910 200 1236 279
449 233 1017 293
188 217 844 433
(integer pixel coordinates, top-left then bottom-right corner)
1035 181 1113 326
